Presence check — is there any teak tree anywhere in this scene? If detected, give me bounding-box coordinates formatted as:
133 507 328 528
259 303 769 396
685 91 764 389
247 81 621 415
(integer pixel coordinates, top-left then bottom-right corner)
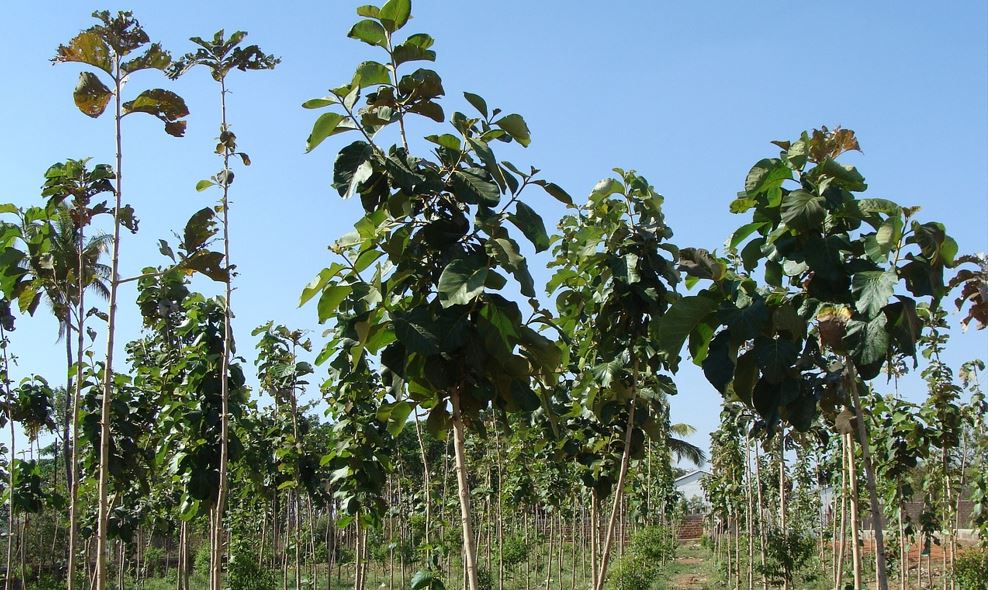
37 159 115 590
666 127 958 590
253 321 313 590
548 169 682 590
301 3 564 589
53 11 188 589
168 29 278 590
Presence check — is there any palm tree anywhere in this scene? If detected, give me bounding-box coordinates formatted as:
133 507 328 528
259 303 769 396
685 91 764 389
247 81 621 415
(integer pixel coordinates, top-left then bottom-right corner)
669 422 707 467
20 205 110 487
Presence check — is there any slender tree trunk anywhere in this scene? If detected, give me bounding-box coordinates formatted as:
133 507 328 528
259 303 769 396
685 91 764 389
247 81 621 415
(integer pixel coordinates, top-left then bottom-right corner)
544 515 554 590
327 507 335 590
753 444 767 590
846 366 888 590
450 387 480 590
847 433 863 590
3 325 15 590
940 445 950 590
354 521 362 590
589 492 598 589
898 501 906 590
525 510 530 590
779 427 788 590
834 434 848 590
211 76 234 590
96 56 125 590
413 410 431 545
64 328 73 492
493 422 504 590
745 436 754 590
592 398 636 590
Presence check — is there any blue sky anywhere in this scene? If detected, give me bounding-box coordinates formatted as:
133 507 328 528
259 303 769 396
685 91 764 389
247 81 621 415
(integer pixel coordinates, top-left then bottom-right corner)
2 1 986 460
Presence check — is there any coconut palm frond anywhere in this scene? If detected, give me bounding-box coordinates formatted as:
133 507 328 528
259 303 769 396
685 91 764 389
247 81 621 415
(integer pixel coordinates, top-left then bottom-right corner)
669 422 697 437
669 436 706 467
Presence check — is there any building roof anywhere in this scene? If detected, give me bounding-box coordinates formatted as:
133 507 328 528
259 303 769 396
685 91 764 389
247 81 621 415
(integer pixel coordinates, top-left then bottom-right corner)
673 470 711 487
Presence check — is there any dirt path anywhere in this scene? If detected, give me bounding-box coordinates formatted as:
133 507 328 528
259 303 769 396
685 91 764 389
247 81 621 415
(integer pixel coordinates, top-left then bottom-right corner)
667 556 710 589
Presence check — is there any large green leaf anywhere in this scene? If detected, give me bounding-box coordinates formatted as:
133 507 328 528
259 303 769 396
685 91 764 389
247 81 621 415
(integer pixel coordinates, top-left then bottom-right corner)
702 331 735 394
495 114 531 147
744 158 790 195
452 169 499 206
811 158 867 192
122 89 189 137
348 19 387 47
72 72 113 118
850 270 896 319
393 312 440 356
533 180 574 206
657 294 718 359
352 61 391 88
180 250 227 282
489 238 534 297
54 31 112 74
508 202 549 252
393 34 436 66
317 285 353 323
378 0 411 32
121 43 170 73
300 263 345 307
780 190 825 231
845 314 889 367
753 336 798 383
437 257 488 308
333 141 374 196
306 112 349 153
182 207 216 251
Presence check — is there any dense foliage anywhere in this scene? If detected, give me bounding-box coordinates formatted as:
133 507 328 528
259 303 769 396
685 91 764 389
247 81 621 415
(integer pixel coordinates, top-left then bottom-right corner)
0 3 984 590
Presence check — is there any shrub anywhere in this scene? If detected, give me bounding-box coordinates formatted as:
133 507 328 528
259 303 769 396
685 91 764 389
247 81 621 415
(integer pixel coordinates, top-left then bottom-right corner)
500 534 528 569
194 542 211 573
143 545 165 577
955 548 988 590
607 553 655 590
477 566 494 590
756 528 816 587
629 525 676 562
228 539 278 590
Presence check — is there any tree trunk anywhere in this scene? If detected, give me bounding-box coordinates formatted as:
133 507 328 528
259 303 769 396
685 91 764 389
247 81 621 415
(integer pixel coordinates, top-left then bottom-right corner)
211 76 234 590
745 436 754 590
414 410 432 545
592 398 636 590
753 443 767 590
96 55 125 590
847 433 863 590
3 324 15 590
834 434 848 590
846 366 889 590
779 427 788 590
589 492 598 589
450 387 480 590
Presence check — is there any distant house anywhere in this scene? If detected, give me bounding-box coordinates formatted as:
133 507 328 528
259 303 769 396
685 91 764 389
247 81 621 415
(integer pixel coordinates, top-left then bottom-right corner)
674 470 710 506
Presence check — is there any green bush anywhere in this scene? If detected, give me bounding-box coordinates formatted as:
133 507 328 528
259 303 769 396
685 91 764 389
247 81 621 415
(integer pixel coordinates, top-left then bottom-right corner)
228 539 278 590
607 553 655 590
144 545 165 577
477 566 494 590
194 542 211 573
629 525 676 562
956 548 988 590
756 528 817 587
500 534 529 568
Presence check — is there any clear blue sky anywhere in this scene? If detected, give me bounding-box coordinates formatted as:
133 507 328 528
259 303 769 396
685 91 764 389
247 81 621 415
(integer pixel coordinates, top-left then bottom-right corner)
2 1 986 460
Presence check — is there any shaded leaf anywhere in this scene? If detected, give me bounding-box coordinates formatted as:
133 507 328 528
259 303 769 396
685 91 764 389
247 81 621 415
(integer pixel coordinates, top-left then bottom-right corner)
72 72 113 118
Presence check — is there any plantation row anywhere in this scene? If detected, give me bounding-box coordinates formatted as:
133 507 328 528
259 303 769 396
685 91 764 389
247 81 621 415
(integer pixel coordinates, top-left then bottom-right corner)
1 2 986 590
